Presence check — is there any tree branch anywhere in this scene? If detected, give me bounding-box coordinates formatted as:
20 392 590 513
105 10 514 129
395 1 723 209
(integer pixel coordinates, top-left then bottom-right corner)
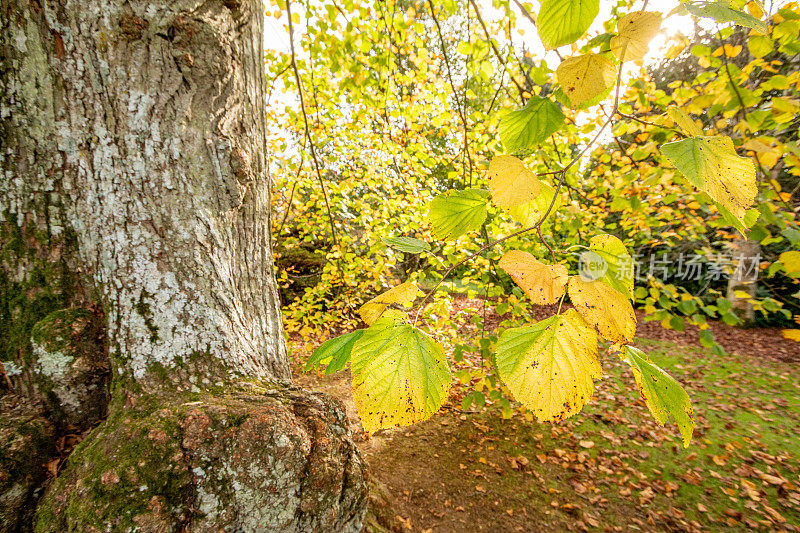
468 0 527 103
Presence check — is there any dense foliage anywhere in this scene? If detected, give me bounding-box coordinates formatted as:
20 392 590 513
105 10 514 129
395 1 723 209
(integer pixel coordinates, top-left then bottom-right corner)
265 0 800 443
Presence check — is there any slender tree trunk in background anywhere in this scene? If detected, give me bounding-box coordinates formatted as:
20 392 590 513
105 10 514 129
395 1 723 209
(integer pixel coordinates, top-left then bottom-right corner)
727 239 760 326
1 0 366 530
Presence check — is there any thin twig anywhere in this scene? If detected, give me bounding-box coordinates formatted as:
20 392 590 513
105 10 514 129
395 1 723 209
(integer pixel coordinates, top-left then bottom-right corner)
275 149 305 240
286 0 339 249
428 0 474 188
468 0 527 103
615 110 687 138
414 106 615 323
511 0 564 60
538 226 557 262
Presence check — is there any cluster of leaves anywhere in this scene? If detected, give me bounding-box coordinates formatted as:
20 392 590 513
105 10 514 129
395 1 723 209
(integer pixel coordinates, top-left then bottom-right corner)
562 5 800 340
271 0 799 445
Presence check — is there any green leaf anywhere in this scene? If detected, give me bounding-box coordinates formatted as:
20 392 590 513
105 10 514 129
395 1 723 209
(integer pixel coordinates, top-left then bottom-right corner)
621 346 695 447
383 236 431 254
682 0 767 33
698 329 715 349
428 189 490 240
660 136 756 224
496 309 600 422
537 0 600 50
748 34 774 58
350 313 452 434
714 201 759 233
499 96 565 153
782 228 800 246
306 330 364 374
588 234 634 299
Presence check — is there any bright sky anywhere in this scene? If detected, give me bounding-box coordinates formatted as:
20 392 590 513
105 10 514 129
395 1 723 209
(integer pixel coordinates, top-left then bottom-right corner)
262 0 788 158
263 0 691 155
264 0 689 57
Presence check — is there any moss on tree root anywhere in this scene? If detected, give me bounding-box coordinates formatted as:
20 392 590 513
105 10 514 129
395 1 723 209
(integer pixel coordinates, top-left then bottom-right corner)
34 384 367 533
0 211 83 389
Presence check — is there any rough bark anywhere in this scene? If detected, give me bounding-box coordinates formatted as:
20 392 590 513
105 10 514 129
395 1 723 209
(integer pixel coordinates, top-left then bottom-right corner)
34 385 366 532
1 0 289 392
0 395 56 533
1 0 367 530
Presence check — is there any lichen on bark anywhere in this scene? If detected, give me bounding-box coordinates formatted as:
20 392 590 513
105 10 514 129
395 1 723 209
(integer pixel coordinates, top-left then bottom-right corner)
30 307 110 429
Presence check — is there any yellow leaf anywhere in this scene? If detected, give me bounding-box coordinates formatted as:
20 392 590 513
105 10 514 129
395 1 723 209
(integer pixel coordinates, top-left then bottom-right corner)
488 155 542 208
611 12 663 62
713 44 742 57
556 53 617 108
779 251 800 277
758 150 780 168
667 107 703 137
568 277 637 343
782 329 800 342
748 2 764 19
507 180 561 226
498 250 568 305
359 281 420 325
351 313 452 434
496 309 600 422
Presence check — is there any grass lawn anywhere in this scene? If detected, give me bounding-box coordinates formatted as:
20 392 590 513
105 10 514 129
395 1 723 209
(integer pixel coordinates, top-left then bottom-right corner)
296 334 800 531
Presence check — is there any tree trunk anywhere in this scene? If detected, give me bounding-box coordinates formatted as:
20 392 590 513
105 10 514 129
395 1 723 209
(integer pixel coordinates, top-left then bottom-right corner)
1 0 367 530
726 239 760 326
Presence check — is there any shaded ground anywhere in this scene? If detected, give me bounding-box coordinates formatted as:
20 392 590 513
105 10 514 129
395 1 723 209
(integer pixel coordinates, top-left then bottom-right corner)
292 297 800 532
